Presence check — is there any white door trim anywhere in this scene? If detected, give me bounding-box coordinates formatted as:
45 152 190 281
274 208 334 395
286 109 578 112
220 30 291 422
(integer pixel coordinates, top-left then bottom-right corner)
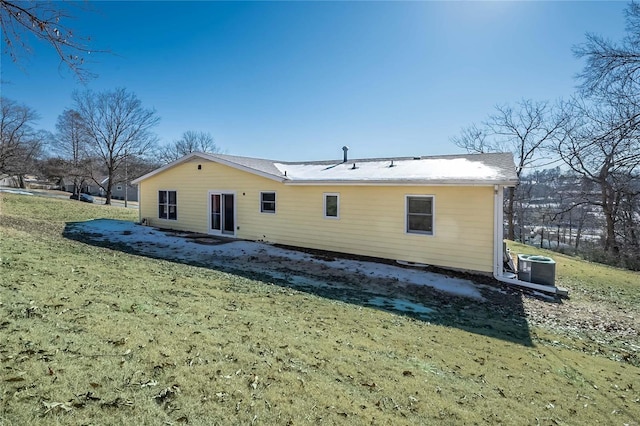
207 190 237 237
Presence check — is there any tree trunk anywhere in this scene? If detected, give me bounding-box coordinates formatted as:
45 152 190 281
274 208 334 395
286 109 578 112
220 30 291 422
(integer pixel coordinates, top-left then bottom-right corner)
574 208 587 252
629 226 638 248
601 184 616 252
105 169 113 205
73 177 81 195
575 223 582 251
506 187 516 240
105 187 112 205
514 200 526 243
604 211 616 251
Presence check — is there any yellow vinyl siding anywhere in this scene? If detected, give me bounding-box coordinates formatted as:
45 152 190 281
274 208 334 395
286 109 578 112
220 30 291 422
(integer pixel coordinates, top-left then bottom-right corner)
138 159 496 272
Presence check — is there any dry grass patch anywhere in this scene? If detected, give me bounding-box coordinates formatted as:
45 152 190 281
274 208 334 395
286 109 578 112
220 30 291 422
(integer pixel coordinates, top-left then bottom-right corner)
1 193 639 425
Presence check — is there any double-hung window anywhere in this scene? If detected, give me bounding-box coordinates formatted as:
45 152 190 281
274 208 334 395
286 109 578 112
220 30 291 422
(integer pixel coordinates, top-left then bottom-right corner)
159 190 177 220
260 192 276 213
324 193 339 219
406 195 433 235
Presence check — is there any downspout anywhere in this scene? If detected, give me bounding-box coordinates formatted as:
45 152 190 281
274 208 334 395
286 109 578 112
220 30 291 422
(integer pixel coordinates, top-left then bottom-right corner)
493 184 561 295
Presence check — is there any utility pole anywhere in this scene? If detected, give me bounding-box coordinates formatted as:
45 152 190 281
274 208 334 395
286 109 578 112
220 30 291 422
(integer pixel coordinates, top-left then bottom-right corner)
124 151 128 208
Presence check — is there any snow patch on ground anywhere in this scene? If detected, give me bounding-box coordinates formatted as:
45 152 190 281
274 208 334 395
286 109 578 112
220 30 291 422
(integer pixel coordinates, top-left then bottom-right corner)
67 219 486 314
367 297 435 318
0 189 33 196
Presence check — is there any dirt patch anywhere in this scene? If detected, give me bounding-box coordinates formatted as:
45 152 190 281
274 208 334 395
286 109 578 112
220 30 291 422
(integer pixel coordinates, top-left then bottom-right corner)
162 230 234 245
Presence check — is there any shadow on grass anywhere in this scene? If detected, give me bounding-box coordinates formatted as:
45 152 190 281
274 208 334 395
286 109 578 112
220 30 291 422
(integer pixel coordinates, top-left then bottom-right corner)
63 221 544 347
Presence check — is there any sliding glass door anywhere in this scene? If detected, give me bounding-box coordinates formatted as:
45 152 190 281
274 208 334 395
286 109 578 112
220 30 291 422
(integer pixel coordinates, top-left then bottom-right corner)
210 192 235 235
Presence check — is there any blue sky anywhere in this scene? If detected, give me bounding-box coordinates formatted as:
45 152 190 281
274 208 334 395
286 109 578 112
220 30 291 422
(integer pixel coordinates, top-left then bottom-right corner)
1 1 628 161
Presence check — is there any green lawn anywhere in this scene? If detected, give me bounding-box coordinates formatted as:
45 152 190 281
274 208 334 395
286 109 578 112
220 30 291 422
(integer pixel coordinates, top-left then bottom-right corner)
1 193 638 425
507 240 639 308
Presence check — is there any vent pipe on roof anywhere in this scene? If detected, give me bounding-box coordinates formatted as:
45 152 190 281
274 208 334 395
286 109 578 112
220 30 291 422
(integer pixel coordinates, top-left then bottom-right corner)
342 146 349 163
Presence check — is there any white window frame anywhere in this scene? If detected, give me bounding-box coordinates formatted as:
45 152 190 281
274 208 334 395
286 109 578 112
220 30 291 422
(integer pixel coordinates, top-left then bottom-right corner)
260 191 276 214
405 195 434 235
158 190 177 221
323 193 340 219
116 185 123 191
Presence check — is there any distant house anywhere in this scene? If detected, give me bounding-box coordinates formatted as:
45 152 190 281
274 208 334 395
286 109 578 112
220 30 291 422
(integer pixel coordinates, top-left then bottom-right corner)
60 176 102 195
0 175 20 187
110 181 138 202
61 176 87 193
1 174 53 189
132 151 520 277
98 177 138 201
61 176 137 201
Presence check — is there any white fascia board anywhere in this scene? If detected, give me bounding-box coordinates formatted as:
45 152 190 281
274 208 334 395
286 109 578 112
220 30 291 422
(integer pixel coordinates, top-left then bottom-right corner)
283 179 517 187
132 152 286 184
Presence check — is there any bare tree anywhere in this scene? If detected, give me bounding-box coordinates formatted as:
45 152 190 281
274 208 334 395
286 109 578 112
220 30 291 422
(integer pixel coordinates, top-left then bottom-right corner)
73 88 159 204
1 1 97 81
37 156 68 187
575 2 640 98
517 168 600 254
158 130 220 164
55 109 90 194
617 182 640 258
452 99 566 240
570 1 640 268
555 97 640 253
0 97 45 187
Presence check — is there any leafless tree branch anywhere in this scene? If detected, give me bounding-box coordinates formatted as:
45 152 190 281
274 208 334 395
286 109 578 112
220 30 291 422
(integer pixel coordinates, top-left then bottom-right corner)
73 88 159 204
0 0 100 81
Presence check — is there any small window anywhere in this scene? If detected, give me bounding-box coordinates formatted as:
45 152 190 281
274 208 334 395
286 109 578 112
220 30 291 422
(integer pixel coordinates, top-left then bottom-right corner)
116 185 123 191
159 190 177 220
406 196 433 234
324 193 339 219
260 192 276 213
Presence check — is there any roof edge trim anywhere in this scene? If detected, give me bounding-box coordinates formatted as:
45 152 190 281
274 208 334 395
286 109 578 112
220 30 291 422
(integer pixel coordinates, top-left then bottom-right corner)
283 179 518 187
131 152 285 184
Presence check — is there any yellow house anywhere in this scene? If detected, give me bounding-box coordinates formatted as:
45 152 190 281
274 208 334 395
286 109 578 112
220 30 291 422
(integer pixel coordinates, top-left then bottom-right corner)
132 151 518 276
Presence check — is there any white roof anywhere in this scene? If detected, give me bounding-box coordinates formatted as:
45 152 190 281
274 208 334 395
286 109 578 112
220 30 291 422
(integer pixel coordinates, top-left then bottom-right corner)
133 151 518 186
275 157 505 184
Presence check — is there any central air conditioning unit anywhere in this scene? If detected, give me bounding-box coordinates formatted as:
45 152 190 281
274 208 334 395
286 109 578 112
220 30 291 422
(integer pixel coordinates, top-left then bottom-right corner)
517 254 556 286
